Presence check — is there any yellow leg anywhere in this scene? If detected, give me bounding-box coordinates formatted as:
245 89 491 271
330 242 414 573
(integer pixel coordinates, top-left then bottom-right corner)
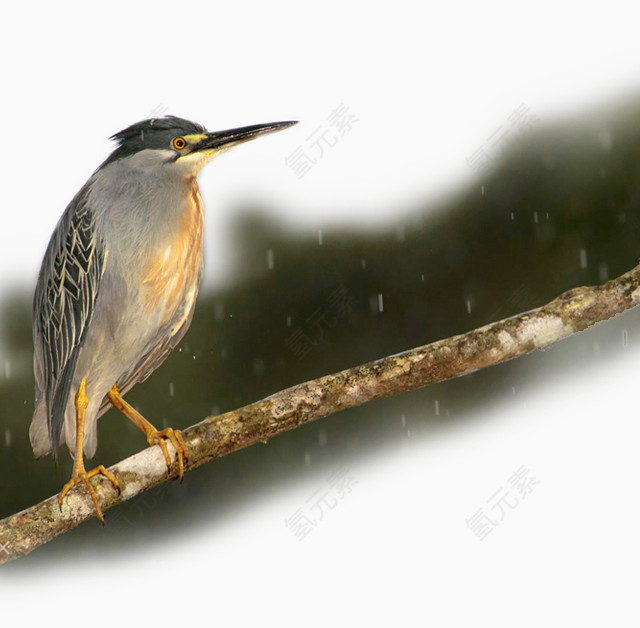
107 383 188 480
58 378 120 524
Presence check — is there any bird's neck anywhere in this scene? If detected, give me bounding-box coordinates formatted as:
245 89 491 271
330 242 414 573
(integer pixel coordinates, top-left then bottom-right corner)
91 166 204 263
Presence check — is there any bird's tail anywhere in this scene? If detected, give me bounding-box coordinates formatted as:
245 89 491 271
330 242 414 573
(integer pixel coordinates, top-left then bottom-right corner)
29 402 52 458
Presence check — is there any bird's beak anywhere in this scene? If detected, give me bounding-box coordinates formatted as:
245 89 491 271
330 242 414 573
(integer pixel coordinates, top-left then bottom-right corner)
192 121 298 154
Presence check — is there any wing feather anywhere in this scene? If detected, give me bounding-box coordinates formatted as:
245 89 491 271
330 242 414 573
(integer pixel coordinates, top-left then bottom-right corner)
33 183 106 457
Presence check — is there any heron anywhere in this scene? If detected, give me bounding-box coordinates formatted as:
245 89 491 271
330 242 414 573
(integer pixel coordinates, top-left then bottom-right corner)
30 115 297 522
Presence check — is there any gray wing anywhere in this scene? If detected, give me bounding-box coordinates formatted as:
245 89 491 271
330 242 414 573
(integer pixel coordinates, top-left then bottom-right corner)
33 182 106 457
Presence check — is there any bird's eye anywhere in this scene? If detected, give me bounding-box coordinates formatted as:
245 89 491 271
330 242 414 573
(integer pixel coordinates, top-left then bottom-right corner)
173 137 187 150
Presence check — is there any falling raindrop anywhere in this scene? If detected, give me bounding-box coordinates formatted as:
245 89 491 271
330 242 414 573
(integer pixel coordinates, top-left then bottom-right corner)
401 414 406 427
169 382 175 397
466 299 472 314
622 329 629 348
253 358 265 376
378 294 384 312
510 212 515 221
318 230 323 246
599 129 613 152
579 249 587 269
421 274 425 281
361 258 367 269
533 211 539 224
481 186 485 195
598 262 609 282
434 400 440 416
5 430 11 447
286 316 292 327
304 451 311 466
267 249 274 270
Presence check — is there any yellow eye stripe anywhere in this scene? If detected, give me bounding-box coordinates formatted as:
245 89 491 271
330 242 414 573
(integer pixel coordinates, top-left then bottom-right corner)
172 134 206 151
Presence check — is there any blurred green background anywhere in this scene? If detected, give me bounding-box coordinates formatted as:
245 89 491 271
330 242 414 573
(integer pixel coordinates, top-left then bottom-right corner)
2 97 640 562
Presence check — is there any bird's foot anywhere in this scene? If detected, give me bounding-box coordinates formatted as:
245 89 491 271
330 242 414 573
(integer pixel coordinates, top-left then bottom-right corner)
58 465 120 524
106 384 188 481
147 428 188 481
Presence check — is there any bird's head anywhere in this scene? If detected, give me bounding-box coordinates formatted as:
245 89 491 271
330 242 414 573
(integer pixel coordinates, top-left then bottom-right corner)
102 115 297 176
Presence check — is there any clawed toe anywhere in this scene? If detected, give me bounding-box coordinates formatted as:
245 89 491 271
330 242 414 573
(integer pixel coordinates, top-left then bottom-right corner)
58 465 120 524
150 428 188 480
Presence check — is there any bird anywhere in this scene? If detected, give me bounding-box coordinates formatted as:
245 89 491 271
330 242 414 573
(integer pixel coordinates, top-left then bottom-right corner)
30 115 297 522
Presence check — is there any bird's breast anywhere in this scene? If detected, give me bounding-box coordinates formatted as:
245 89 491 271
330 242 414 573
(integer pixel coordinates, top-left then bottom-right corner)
140 177 204 318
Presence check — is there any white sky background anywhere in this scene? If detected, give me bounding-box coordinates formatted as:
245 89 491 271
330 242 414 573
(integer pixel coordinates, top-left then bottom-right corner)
1 1 639 294
2 0 640 624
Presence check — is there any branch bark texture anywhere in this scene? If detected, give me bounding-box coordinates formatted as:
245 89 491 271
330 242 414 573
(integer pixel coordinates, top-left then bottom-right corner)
3 263 640 564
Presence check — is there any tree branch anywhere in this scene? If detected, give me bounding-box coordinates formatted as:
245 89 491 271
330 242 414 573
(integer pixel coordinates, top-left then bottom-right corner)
3 262 640 564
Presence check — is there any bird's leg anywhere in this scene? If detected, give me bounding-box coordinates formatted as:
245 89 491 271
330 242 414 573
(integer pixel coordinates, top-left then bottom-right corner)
107 383 187 480
58 378 120 524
